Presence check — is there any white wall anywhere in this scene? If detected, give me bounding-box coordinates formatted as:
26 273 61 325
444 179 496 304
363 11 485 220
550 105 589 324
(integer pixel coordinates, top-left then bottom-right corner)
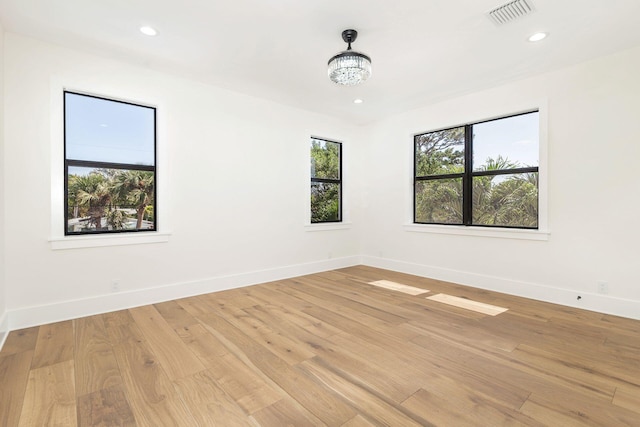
2 32 639 333
0 24 7 345
3 33 363 328
361 45 640 319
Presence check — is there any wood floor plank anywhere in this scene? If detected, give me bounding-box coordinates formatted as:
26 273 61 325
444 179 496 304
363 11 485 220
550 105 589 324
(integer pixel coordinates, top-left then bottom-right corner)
128 304 205 380
0 350 34 426
207 353 283 415
600 313 640 335
243 304 422 404
154 299 200 338
613 384 640 413
410 330 614 404
77 384 136 427
198 312 358 425
18 360 77 427
512 344 621 396
247 287 343 339
31 320 74 369
300 357 431 427
333 329 531 412
0 326 39 356
112 333 197 426
476 311 610 359
341 414 377 427
399 298 487 321
310 310 532 411
604 331 640 352
510 317 640 376
102 310 144 345
172 369 254 426
407 315 519 352
327 332 432 400
401 388 490 427
290 277 410 325
208 302 317 366
303 276 433 320
180 324 229 362
521 390 640 426
251 398 324 427
284 286 421 348
180 322 283 415
402 385 544 427
204 289 262 311
74 316 123 396
176 295 218 317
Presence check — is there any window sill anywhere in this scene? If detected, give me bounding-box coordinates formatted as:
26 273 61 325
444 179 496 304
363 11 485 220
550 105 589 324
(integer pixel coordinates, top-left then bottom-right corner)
49 232 171 250
304 222 352 232
403 224 549 241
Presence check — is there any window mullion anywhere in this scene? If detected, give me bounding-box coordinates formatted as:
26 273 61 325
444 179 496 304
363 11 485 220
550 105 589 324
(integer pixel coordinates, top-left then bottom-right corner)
463 125 473 225
338 142 343 222
67 159 156 172
311 178 341 184
415 173 464 181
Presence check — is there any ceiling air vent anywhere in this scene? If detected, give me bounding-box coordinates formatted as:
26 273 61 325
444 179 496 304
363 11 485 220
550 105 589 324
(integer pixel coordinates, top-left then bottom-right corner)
487 0 535 26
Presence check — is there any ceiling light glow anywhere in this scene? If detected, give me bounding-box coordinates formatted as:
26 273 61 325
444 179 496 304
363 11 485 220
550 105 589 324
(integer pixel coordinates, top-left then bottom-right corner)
140 26 157 36
528 32 547 42
353 99 363 104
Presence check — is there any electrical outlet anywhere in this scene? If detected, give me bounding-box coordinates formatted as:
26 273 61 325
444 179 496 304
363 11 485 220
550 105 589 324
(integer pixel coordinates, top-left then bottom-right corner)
597 281 608 294
111 279 120 293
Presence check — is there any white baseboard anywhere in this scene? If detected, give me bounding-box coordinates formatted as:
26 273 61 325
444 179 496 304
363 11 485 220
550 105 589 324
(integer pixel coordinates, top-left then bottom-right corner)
6 254 638 333
362 255 640 321
7 255 362 331
0 312 9 352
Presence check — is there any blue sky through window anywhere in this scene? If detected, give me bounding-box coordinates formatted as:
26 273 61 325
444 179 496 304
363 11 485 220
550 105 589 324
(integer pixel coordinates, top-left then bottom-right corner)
65 92 155 166
473 112 539 170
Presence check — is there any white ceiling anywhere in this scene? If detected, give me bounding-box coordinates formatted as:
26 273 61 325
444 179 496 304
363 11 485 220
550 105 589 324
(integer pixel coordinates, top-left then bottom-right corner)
1 0 639 124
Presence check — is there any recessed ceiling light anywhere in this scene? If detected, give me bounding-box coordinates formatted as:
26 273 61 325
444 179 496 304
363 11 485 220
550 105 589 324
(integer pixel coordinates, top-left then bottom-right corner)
353 99 363 104
140 26 157 36
528 32 547 42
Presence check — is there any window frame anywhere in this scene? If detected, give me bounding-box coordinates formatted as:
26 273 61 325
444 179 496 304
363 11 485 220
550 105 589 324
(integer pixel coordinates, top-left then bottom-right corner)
310 137 343 224
413 110 539 229
63 91 157 236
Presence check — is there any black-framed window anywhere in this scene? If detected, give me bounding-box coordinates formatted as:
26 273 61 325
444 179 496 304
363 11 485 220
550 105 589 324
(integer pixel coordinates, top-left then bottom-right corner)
310 137 342 223
414 111 539 229
64 91 156 235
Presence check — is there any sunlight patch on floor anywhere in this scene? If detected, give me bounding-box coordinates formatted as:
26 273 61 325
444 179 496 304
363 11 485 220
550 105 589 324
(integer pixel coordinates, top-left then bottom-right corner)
427 293 508 316
368 280 429 296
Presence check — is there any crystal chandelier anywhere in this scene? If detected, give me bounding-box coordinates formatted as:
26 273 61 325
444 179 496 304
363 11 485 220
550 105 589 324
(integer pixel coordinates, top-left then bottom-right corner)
328 29 371 86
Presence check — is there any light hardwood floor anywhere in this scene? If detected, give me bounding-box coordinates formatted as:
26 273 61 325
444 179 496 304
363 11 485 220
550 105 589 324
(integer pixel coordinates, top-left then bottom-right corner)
1 266 639 426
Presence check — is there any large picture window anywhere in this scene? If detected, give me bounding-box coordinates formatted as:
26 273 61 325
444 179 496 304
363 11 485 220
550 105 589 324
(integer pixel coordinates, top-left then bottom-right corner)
310 137 342 223
414 111 539 228
64 91 156 235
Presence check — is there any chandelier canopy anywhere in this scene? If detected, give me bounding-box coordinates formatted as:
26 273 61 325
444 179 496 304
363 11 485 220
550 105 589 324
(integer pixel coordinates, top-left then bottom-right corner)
328 29 371 86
